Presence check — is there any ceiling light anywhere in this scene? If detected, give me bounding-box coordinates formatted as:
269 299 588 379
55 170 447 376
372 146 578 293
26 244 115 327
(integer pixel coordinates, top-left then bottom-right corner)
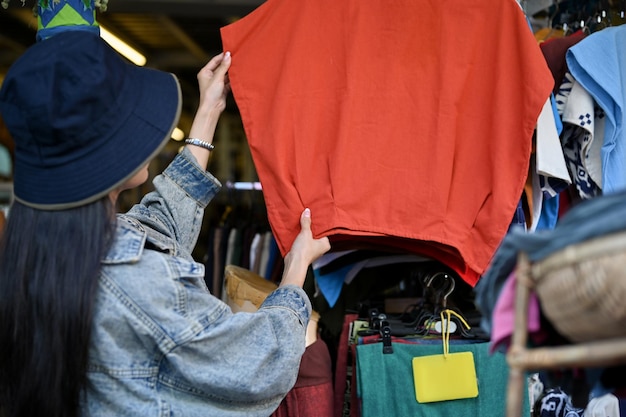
171 127 185 141
99 25 146 66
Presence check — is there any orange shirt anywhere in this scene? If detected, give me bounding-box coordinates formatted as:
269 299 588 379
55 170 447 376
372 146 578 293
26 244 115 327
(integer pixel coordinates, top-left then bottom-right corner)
221 0 553 286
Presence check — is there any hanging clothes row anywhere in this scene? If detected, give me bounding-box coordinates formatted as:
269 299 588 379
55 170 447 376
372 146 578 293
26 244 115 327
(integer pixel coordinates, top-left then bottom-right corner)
201 187 283 298
476 11 626 415
482 16 626 336
326 269 518 417
531 0 626 39
216 0 626 415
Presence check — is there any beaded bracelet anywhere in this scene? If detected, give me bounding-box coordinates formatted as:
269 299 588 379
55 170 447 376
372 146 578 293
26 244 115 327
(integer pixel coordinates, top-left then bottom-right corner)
184 137 215 151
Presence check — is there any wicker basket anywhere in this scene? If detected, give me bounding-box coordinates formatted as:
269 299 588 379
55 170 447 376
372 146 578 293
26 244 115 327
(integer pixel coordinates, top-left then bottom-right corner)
223 265 278 313
527 230 626 343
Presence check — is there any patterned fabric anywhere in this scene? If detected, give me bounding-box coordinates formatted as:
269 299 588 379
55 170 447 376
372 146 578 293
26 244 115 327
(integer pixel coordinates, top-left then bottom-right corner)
534 389 585 417
556 72 604 199
36 0 100 41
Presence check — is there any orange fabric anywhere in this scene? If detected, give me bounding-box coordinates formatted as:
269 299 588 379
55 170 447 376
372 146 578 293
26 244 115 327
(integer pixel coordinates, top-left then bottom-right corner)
221 0 553 286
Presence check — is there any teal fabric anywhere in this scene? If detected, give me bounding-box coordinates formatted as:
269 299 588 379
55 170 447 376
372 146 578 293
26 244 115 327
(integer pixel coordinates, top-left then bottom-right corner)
356 341 528 417
0 145 10 177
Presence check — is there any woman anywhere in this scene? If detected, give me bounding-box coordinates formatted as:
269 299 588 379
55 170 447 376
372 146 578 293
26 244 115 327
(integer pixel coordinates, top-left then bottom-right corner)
0 29 329 417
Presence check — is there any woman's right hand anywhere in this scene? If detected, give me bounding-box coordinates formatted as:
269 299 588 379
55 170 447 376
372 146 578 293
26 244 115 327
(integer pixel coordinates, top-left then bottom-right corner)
279 208 331 288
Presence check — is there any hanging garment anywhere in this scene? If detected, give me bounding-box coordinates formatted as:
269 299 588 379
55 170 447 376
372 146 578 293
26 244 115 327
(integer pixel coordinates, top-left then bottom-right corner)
583 394 620 417
271 339 334 417
333 314 359 417
312 251 430 308
489 271 545 353
221 0 553 287
539 30 586 95
566 25 626 194
354 341 521 417
534 95 570 230
557 72 604 199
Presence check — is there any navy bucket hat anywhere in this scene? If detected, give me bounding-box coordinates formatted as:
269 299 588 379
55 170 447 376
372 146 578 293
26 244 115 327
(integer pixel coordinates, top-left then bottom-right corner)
0 30 181 209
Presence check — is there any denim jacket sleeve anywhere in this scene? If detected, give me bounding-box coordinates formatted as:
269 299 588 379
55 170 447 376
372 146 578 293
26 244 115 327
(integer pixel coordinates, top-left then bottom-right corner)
159 280 312 412
124 147 221 257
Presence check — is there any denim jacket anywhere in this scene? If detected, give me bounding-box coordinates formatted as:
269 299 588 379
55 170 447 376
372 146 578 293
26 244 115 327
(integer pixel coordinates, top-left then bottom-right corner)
82 148 312 417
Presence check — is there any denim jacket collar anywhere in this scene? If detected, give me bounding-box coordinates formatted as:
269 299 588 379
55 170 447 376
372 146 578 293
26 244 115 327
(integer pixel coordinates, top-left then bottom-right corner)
102 216 146 264
103 215 176 264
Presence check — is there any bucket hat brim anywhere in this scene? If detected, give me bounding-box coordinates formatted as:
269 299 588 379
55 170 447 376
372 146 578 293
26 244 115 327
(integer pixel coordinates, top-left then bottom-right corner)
0 31 182 210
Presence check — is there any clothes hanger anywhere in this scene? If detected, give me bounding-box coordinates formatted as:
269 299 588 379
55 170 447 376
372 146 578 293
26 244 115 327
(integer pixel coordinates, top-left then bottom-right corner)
420 272 481 339
408 272 457 336
535 0 566 42
423 273 463 335
368 270 446 336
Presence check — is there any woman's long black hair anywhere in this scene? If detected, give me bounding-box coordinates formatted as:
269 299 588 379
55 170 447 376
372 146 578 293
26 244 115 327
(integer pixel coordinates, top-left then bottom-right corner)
0 197 115 417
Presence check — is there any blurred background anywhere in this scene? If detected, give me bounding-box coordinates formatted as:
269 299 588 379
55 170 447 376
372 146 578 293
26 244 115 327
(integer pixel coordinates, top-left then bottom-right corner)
0 0 270 260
